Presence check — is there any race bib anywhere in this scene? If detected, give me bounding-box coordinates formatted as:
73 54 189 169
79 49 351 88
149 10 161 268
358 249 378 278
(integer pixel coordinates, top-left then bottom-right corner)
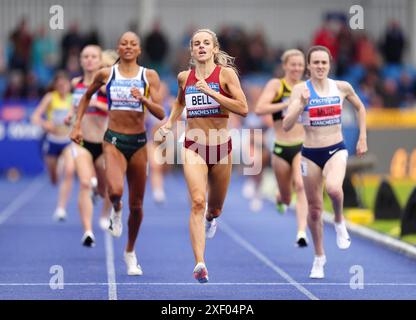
185 83 221 118
307 96 341 127
301 159 308 177
109 79 144 111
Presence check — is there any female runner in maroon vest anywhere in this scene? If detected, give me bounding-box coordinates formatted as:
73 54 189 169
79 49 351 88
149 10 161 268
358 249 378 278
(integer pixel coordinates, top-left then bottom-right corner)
159 29 248 283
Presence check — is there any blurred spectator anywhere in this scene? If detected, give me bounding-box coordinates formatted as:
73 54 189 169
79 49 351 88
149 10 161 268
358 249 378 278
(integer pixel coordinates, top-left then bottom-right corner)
83 28 101 47
398 71 416 107
380 20 405 64
355 32 381 69
0 44 6 98
25 72 44 100
380 78 402 108
172 25 194 74
245 29 268 73
128 20 141 38
31 27 57 67
144 21 169 72
172 46 190 75
357 68 383 108
4 71 26 100
0 44 6 74
221 27 249 75
336 24 355 77
312 16 339 61
31 26 57 87
8 17 33 73
0 15 414 111
180 25 195 49
264 46 284 76
65 53 81 79
217 25 233 53
60 22 84 68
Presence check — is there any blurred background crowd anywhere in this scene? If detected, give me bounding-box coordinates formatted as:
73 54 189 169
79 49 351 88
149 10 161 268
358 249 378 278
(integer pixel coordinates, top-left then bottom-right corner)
0 12 414 109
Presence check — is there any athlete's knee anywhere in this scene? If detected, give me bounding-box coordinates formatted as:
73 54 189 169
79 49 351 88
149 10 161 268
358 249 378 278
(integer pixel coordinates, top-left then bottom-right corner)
129 202 143 215
308 204 322 221
191 196 206 214
326 185 343 202
79 178 92 191
108 185 123 202
293 179 305 195
63 165 74 179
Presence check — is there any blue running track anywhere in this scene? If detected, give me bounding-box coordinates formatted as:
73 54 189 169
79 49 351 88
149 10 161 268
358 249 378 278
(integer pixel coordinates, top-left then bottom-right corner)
0 173 416 300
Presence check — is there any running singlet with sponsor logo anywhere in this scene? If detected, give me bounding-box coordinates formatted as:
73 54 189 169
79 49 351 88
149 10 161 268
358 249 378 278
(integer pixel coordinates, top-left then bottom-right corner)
184 65 230 119
302 79 343 127
47 91 72 127
106 64 149 112
72 78 108 116
272 78 292 121
46 90 72 141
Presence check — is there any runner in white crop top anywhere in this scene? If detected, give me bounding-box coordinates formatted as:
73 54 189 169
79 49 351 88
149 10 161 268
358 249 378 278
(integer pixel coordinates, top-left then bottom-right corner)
283 45 367 279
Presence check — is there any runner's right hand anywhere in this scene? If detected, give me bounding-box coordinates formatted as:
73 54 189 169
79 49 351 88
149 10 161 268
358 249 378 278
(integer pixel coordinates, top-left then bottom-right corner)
64 113 73 126
70 125 83 145
41 121 55 133
155 123 172 143
301 88 310 106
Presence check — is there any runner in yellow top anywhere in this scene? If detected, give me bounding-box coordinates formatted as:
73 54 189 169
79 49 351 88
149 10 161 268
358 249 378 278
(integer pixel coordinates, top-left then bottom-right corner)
31 71 75 221
255 49 308 247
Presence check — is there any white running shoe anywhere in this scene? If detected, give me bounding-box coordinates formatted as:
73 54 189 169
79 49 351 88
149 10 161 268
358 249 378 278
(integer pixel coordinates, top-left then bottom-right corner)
153 188 166 203
250 197 263 212
124 251 143 276
53 208 67 221
99 216 111 230
193 262 209 283
109 206 122 237
296 230 308 248
81 231 95 247
242 179 255 199
309 255 326 279
90 176 98 189
335 220 351 249
205 216 218 239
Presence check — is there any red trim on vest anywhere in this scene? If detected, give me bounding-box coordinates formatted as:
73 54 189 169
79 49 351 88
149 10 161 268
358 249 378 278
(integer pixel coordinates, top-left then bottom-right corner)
183 65 230 118
74 78 108 117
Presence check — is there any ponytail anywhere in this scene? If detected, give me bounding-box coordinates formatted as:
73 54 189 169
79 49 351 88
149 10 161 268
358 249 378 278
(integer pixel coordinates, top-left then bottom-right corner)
214 50 238 75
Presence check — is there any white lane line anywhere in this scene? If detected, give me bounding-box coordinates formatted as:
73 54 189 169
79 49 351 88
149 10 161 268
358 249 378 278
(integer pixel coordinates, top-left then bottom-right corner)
104 231 117 300
1 282 416 286
0 177 46 225
220 220 319 300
